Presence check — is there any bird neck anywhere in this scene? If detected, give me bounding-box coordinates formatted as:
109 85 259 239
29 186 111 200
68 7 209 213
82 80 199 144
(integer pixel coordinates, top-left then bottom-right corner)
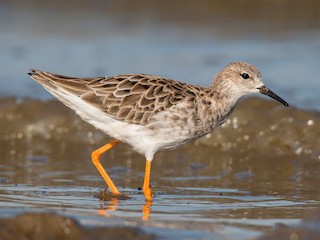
210 77 243 108
205 84 241 127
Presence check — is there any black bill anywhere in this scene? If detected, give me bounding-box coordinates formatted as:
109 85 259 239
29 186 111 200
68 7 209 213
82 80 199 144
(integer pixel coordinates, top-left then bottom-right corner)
258 86 289 107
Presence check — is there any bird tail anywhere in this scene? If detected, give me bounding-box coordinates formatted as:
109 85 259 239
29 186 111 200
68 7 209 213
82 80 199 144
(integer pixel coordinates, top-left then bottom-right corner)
28 69 98 96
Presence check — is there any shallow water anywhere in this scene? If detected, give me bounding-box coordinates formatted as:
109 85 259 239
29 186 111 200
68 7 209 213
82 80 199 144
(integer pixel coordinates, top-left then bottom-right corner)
0 0 320 239
0 97 319 239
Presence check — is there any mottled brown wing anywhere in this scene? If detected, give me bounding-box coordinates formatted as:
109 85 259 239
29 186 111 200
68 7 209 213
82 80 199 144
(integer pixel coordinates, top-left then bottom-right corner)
83 74 198 125
29 70 198 125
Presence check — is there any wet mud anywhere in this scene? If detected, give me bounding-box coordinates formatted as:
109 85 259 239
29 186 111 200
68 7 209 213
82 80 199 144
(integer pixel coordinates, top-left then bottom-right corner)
0 212 154 240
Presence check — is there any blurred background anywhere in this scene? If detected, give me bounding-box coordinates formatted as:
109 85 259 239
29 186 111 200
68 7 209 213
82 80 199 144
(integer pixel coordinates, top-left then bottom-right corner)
1 0 320 110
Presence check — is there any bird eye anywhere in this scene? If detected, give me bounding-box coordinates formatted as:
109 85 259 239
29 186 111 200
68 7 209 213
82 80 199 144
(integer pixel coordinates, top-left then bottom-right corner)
240 73 250 79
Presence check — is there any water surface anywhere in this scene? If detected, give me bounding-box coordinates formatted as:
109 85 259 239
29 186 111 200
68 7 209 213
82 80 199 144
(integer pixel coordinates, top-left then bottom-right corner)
0 98 319 239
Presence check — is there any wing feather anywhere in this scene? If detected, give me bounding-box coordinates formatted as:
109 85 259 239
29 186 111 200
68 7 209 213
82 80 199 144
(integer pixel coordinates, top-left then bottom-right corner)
29 70 200 125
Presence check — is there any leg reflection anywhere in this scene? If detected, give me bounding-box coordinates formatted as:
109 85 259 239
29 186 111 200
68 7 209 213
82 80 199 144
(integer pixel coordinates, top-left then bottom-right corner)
97 189 153 220
142 200 152 220
97 197 119 217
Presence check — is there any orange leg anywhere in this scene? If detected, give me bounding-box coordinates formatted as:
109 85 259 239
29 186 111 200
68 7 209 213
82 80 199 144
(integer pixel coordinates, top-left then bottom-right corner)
142 159 153 202
91 139 121 194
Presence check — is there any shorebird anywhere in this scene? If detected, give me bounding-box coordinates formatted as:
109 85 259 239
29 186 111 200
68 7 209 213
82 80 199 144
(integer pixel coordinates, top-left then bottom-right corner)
29 62 289 202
